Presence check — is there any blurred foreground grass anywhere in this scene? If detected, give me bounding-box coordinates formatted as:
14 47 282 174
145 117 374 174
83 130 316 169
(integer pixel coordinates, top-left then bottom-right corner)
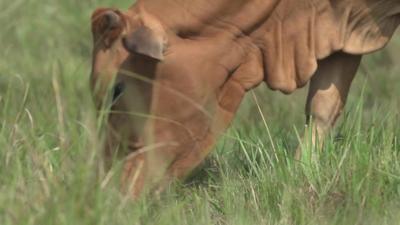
1 1 400 224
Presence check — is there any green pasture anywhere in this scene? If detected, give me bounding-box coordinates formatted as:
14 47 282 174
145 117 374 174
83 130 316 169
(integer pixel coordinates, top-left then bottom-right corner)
1 0 400 224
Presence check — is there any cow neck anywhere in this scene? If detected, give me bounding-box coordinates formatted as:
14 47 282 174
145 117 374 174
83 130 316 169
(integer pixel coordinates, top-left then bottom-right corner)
131 0 280 38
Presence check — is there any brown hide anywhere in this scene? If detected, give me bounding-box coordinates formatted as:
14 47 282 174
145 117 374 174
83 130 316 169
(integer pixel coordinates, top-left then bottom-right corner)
141 0 400 93
91 0 400 197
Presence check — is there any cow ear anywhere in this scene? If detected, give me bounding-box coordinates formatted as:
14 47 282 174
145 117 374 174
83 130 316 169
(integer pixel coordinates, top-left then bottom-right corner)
123 26 166 60
91 8 126 47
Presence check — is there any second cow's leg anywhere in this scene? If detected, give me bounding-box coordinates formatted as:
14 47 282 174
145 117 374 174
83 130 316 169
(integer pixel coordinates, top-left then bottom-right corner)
296 52 362 160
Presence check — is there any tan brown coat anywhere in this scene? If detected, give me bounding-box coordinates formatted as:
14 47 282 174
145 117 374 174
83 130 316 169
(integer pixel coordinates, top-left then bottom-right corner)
90 0 400 197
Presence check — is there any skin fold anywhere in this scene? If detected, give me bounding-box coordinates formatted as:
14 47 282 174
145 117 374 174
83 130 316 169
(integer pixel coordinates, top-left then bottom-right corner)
90 0 400 198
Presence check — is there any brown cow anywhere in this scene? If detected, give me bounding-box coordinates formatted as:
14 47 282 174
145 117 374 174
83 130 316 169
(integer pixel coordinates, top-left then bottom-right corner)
90 0 400 198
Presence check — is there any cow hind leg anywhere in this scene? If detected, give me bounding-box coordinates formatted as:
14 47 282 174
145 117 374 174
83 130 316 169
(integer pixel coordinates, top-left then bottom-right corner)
295 52 362 160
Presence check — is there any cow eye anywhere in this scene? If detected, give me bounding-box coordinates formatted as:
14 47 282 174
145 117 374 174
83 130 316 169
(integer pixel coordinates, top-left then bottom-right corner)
112 82 125 103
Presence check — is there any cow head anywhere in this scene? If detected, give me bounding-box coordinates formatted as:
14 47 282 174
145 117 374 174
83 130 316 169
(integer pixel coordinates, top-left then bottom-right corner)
90 6 263 198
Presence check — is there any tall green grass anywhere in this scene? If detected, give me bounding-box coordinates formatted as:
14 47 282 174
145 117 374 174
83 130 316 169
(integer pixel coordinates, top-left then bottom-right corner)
1 1 400 224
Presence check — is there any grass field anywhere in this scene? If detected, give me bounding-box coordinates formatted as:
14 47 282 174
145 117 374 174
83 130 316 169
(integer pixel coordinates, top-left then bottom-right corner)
1 1 400 224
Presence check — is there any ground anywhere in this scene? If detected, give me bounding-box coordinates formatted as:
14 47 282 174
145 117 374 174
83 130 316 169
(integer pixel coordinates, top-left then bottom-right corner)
1 0 400 224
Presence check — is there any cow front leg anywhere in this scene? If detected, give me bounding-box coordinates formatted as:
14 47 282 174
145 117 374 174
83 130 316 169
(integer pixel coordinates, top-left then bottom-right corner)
296 52 361 160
